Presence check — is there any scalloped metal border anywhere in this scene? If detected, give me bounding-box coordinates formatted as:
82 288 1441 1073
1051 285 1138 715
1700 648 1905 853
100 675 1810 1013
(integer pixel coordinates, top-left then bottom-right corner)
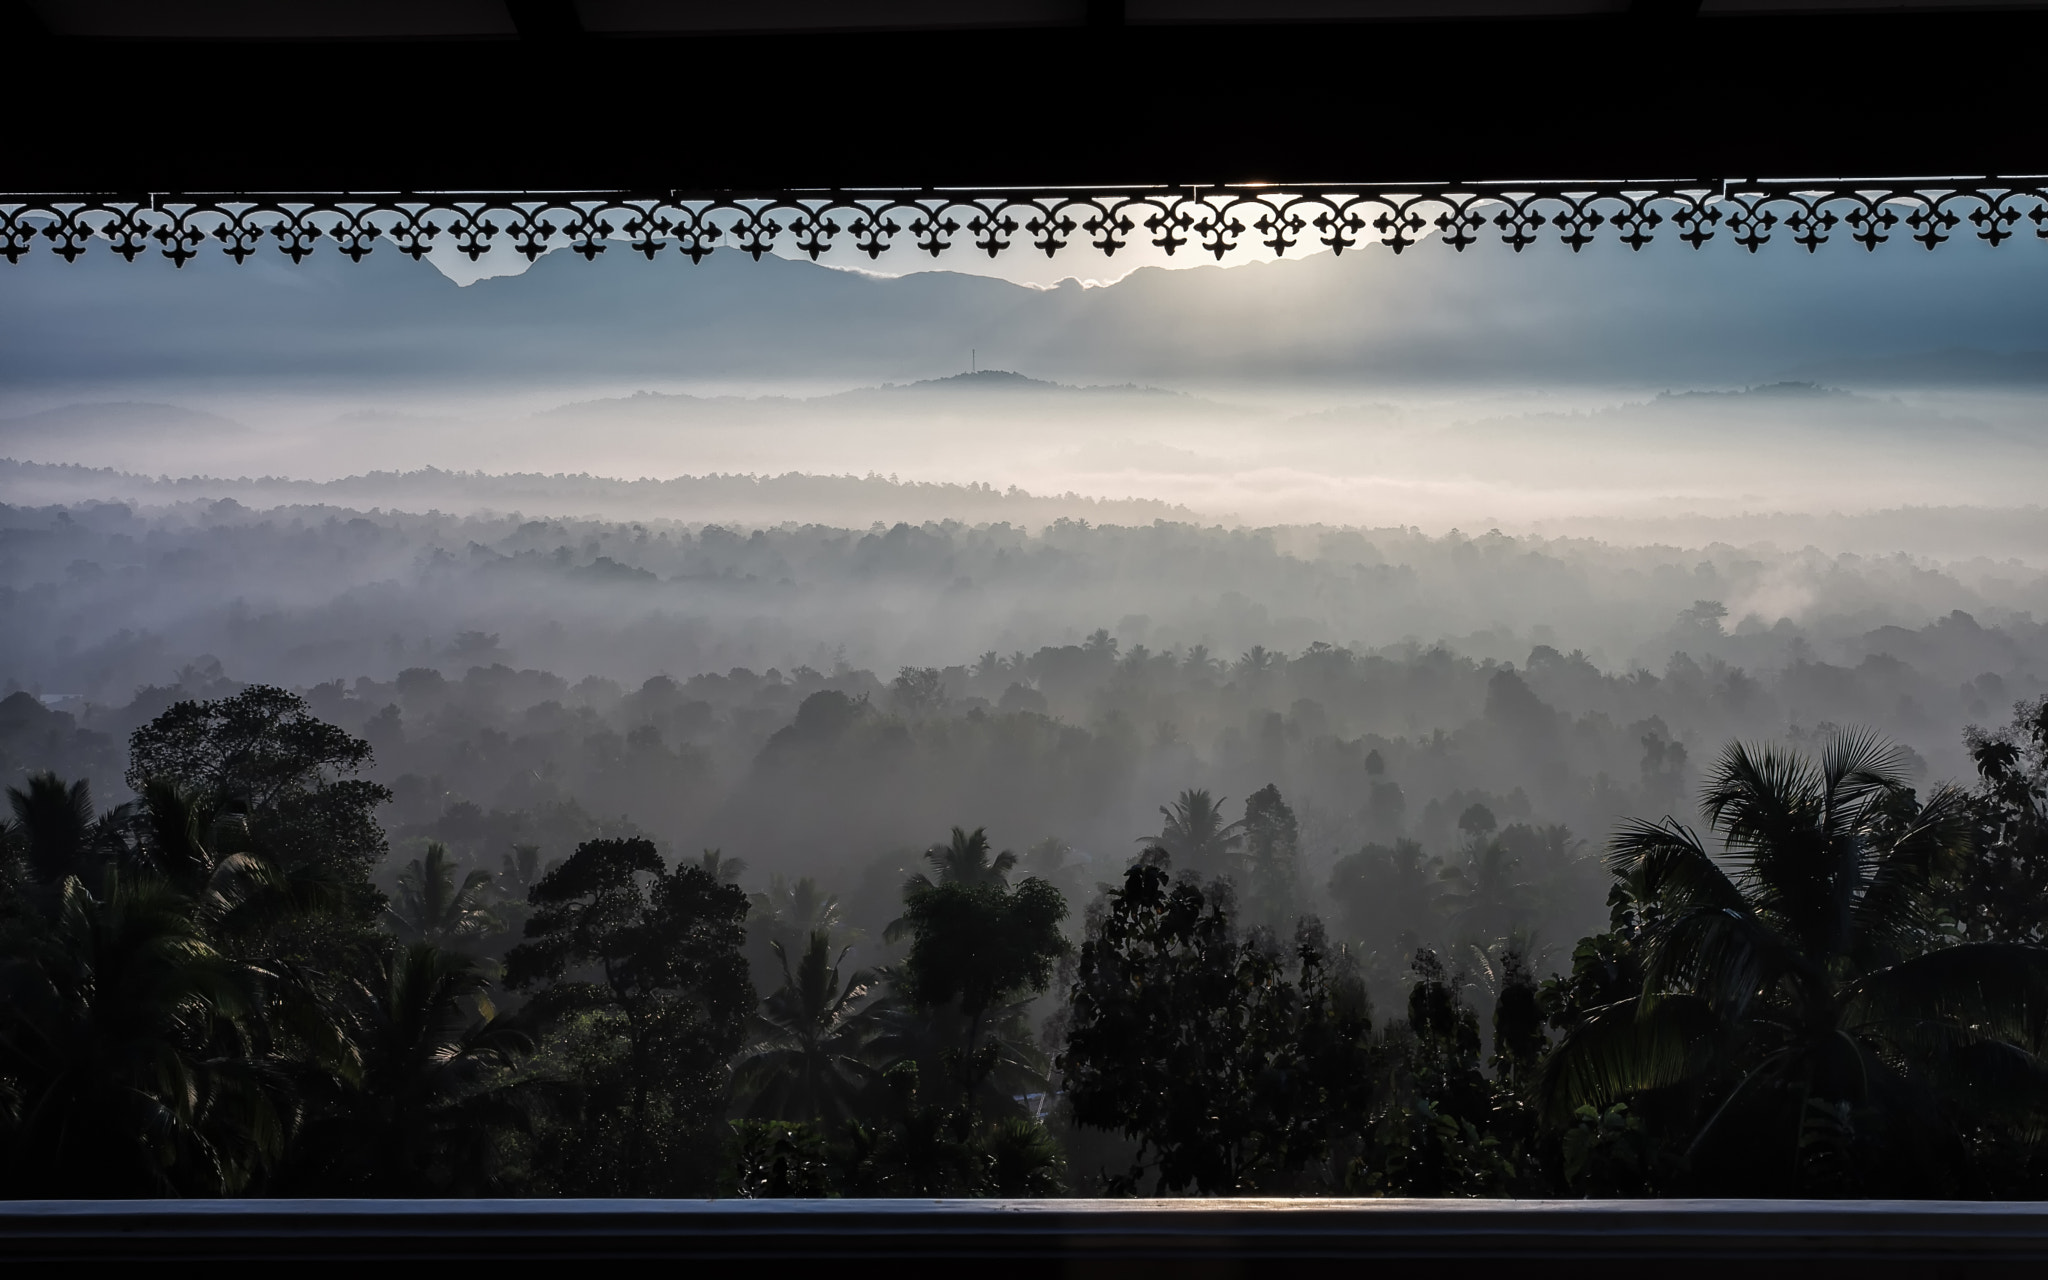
5 180 2045 267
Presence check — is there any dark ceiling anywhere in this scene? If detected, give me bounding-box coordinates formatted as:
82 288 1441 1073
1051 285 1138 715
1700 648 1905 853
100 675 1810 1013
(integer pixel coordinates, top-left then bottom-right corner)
7 1 2045 192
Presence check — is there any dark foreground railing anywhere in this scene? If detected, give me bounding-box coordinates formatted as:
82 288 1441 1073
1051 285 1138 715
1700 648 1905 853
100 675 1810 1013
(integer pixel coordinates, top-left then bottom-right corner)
3 1198 2046 1275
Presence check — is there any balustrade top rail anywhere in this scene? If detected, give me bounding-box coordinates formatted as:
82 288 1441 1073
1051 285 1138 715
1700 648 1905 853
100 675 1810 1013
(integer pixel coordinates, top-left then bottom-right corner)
4 1198 2048 1274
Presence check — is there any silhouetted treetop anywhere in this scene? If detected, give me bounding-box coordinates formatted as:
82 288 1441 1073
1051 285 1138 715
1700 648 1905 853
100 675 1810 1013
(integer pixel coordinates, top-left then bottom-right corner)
126 684 375 809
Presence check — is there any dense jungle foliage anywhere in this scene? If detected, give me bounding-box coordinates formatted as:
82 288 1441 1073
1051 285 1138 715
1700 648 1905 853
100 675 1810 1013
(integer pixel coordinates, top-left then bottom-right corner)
5 680 2048 1199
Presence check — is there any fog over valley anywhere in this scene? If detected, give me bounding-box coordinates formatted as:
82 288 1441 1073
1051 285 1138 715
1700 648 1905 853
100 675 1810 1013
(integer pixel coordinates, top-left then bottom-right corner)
5 231 2047 527
6 476 2046 992
7 239 2048 971
6 230 2048 1198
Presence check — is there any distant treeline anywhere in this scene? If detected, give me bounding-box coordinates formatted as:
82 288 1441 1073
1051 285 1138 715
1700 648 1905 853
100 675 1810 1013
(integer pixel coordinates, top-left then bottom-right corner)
3 494 2041 709
0 460 1199 527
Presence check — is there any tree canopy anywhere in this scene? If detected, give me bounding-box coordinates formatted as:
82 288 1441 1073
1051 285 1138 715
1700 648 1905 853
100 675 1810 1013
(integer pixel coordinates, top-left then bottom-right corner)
6 685 2048 1201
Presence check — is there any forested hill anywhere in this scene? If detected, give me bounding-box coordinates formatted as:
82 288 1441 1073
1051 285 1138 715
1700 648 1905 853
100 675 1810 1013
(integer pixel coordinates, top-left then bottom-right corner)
535 369 1213 418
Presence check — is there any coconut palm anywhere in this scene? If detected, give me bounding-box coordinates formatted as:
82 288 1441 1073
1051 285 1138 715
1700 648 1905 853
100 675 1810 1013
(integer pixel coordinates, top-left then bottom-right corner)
1437 835 1534 942
386 841 500 947
912 826 1016 890
1543 729 2048 1193
696 848 747 885
132 777 283 939
136 775 226 886
353 943 527 1109
1020 836 1084 907
1148 788 1244 879
0 871 283 1196
751 874 847 940
859 982 1051 1121
734 930 879 1127
886 828 1017 944
501 843 551 896
7 771 126 886
294 942 530 1192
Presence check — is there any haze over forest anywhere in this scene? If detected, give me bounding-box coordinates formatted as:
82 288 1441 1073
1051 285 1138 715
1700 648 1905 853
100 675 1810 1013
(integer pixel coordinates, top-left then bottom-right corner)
5 231 2048 526
4 231 2048 1197
7 234 2048 956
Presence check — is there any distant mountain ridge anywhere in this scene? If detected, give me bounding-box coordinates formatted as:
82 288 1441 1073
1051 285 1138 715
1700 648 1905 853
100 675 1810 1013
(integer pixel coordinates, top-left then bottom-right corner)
1777 348 2048 387
535 369 1211 422
0 401 247 438
875 370 1182 396
7 226 2047 388
1442 380 2015 449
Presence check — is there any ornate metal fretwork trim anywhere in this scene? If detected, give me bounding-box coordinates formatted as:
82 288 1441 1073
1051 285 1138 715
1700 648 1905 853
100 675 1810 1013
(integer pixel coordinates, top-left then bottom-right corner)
5 180 2047 267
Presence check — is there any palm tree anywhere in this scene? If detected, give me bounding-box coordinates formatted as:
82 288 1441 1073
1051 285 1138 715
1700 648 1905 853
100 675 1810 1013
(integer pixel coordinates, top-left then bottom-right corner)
134 777 280 937
1543 729 2048 1193
501 842 551 896
0 872 284 1196
136 775 223 884
386 841 499 947
1021 836 1082 904
914 826 1016 889
1437 836 1533 942
734 930 878 1127
1147 788 1244 879
299 942 530 1192
7 771 124 886
697 848 747 884
859 981 1051 1122
751 874 847 940
356 942 527 1101
887 829 1017 944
